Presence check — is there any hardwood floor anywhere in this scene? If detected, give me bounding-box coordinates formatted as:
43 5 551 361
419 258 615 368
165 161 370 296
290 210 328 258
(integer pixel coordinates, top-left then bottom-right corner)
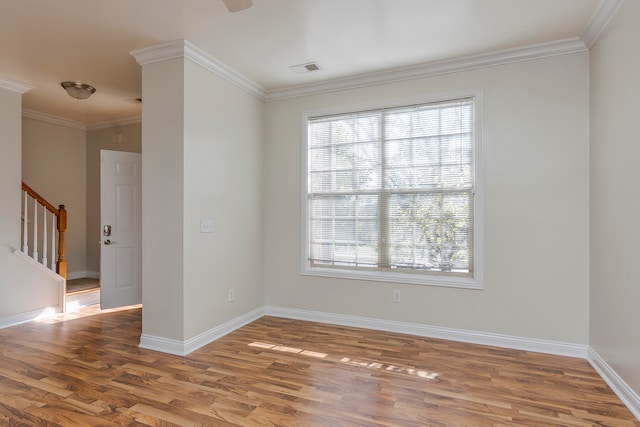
0 306 637 426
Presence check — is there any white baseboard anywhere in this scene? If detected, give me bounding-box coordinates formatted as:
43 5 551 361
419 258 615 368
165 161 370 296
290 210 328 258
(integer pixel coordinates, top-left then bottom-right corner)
0 306 61 329
67 271 100 280
138 334 185 356
65 289 101 310
588 347 640 420
139 306 265 356
264 306 589 358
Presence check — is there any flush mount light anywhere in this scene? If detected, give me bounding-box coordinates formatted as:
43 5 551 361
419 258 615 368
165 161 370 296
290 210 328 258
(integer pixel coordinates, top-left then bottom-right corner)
60 81 96 100
222 0 252 13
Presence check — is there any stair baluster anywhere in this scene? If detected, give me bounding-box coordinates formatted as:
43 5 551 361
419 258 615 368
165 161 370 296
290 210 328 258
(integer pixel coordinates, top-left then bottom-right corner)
20 182 67 279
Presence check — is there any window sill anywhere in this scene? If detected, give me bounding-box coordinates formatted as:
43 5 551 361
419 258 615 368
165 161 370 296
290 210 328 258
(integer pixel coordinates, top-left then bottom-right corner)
301 265 483 289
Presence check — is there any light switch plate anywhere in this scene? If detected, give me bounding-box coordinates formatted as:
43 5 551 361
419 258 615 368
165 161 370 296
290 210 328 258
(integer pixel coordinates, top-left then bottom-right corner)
200 218 214 233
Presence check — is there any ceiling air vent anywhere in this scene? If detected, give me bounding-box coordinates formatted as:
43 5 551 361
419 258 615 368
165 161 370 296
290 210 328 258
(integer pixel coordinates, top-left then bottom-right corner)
289 62 321 74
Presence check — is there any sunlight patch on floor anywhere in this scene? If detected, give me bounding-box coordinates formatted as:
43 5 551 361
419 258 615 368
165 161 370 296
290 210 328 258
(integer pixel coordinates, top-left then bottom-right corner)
248 340 440 380
35 303 142 324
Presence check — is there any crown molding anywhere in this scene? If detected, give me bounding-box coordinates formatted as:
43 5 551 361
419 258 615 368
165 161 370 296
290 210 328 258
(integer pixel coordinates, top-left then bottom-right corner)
265 38 588 101
22 109 141 131
582 0 626 47
85 115 142 131
130 36 587 103
183 40 265 100
0 77 34 94
22 109 86 130
130 39 266 100
130 40 186 65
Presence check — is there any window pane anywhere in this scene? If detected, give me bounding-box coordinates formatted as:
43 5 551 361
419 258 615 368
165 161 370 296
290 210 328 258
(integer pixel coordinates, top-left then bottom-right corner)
306 97 475 277
388 192 472 272
309 195 378 266
308 114 381 193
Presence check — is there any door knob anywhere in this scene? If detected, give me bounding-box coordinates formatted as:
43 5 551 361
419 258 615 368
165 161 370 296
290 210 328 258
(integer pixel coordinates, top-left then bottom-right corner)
104 239 111 245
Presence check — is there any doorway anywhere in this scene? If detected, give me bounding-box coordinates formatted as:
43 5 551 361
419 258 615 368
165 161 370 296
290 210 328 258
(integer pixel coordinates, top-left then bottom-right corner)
99 150 142 309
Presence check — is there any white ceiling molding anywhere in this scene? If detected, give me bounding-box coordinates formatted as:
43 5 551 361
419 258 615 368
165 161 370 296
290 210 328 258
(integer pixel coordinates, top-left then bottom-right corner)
131 37 588 104
22 108 142 131
130 40 186 66
131 39 266 100
0 77 34 94
265 38 588 101
582 0 626 47
22 109 86 130
85 115 142 131
183 40 265 100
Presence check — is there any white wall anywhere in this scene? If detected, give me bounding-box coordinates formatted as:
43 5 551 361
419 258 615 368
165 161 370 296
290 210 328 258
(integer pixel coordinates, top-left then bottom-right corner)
141 57 185 341
86 123 141 276
590 0 640 395
140 51 264 344
0 86 60 319
22 117 87 278
183 60 264 339
264 52 590 344
0 89 23 269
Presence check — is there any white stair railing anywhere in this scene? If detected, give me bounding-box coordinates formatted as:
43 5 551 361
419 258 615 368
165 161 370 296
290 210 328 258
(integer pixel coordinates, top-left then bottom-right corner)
20 182 67 279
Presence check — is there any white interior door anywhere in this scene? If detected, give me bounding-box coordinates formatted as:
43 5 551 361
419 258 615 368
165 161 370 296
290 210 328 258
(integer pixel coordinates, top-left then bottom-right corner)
100 150 142 309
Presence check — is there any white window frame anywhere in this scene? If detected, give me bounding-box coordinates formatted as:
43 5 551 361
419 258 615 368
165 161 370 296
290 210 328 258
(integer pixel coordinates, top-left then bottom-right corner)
301 90 483 289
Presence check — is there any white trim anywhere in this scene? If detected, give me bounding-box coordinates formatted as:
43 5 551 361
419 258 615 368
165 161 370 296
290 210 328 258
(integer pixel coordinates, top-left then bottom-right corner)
264 306 588 359
139 307 265 356
0 307 60 329
23 109 141 131
130 39 266 100
587 347 640 420
183 306 265 355
86 115 142 131
0 76 34 94
130 40 186 65
182 41 265 100
22 109 86 130
129 37 588 104
266 38 587 101
582 0 626 48
138 334 185 356
66 289 100 309
300 89 484 290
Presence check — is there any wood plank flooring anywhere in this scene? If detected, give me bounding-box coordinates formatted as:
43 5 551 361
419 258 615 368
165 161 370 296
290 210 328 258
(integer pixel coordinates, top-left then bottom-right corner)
0 305 638 426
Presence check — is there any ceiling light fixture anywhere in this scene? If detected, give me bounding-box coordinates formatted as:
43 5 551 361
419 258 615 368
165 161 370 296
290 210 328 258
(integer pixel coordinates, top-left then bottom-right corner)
60 81 96 100
222 0 252 13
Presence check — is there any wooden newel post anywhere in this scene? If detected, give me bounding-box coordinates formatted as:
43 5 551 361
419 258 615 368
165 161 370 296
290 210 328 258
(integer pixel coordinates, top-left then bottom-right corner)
56 204 67 279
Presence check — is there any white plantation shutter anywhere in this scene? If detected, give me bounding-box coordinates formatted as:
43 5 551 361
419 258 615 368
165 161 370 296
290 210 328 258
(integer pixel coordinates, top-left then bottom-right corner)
307 97 475 276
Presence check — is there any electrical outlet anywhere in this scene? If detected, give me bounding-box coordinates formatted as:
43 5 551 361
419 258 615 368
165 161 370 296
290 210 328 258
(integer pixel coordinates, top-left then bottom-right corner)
393 289 401 303
228 289 235 302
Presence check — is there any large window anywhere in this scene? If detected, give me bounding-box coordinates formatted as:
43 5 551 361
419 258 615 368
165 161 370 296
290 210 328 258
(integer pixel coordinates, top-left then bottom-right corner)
302 93 483 288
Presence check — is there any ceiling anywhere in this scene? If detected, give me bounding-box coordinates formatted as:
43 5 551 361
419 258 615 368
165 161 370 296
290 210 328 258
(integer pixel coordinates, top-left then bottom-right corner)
0 0 611 128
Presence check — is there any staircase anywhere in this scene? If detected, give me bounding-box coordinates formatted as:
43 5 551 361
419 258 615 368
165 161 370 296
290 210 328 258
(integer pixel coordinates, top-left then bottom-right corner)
20 182 67 280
